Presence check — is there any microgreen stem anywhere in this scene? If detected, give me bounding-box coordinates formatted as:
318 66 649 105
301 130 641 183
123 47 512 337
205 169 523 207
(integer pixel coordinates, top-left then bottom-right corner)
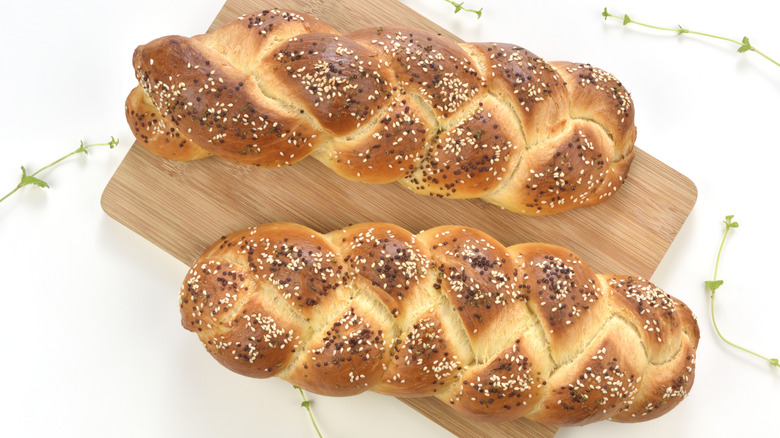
709 292 777 364
706 215 780 368
710 216 731 284
602 8 780 68
1 184 21 204
750 47 780 68
1 137 118 204
294 385 323 438
442 0 483 18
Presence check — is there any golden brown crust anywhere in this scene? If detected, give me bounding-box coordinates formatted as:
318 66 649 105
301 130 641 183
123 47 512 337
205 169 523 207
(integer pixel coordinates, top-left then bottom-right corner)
348 27 487 120
127 9 637 215
606 276 685 362
609 339 696 422
485 121 631 215
333 223 430 314
374 311 466 397
262 32 396 137
179 259 308 378
402 96 525 199
447 336 548 422
549 61 637 160
132 34 326 167
513 243 608 365
419 226 530 355
463 43 570 146
197 9 340 68
312 94 432 183
526 321 646 425
180 222 699 426
283 300 390 396
124 86 211 161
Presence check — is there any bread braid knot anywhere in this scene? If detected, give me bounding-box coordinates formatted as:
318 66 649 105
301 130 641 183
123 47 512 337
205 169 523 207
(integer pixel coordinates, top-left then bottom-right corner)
180 222 698 426
126 9 637 215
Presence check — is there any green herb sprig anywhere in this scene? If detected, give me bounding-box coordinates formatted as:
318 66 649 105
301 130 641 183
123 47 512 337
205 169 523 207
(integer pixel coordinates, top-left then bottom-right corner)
1 137 119 204
705 215 780 368
443 0 482 18
602 8 779 68
294 385 323 438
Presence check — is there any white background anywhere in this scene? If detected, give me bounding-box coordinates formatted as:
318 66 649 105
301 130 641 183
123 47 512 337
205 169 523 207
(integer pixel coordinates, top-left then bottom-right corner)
1 0 778 437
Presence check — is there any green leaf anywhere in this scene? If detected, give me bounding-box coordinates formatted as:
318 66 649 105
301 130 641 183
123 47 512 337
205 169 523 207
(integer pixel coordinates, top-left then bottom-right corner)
705 279 723 293
301 400 311 408
737 36 752 53
622 14 631 25
770 358 779 368
442 0 481 19
602 7 609 19
676 25 689 35
724 215 739 229
19 166 49 189
75 140 89 155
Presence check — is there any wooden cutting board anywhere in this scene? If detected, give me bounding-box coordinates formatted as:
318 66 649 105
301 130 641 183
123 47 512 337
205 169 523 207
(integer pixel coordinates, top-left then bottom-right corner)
101 0 697 436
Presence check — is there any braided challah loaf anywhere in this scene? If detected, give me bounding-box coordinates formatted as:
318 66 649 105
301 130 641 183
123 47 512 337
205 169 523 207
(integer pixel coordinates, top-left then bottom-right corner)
126 9 637 215
180 222 698 426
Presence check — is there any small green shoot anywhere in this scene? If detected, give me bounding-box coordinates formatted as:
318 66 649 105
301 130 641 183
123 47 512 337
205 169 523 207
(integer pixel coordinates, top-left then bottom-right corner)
294 385 323 437
443 0 482 18
1 137 119 204
602 8 779 68
706 215 779 369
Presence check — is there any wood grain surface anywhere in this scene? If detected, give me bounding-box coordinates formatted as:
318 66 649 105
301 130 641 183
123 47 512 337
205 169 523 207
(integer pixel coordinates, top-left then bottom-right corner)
101 0 697 436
